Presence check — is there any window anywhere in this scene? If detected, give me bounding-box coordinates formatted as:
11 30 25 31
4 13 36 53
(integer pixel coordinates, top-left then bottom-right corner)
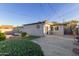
55 26 59 31
50 25 53 31
50 27 53 31
36 24 40 29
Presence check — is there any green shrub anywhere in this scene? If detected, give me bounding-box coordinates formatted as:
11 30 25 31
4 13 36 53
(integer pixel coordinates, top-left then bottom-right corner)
0 32 6 41
21 32 27 37
0 40 44 56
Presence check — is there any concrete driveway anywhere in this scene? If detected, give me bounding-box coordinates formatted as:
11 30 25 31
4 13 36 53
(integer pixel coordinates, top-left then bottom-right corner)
32 35 76 56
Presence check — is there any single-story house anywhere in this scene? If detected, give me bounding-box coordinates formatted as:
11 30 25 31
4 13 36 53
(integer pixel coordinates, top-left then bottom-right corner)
21 20 64 36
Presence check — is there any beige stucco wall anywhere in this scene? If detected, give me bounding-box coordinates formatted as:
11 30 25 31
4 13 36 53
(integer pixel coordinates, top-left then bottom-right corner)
43 24 51 35
22 23 44 36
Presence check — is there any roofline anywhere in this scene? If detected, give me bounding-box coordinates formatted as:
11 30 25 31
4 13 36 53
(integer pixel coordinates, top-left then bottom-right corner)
23 21 45 26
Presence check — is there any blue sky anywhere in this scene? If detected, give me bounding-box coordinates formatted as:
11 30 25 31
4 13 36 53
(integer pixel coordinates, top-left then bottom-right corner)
0 3 79 26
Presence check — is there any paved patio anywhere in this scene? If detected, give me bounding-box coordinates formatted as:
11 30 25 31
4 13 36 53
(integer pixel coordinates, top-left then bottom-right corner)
32 35 77 56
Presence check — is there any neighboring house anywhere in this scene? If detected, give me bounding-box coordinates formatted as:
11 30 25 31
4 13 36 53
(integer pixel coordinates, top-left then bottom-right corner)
0 25 15 33
63 20 78 35
21 20 64 36
0 25 15 38
52 20 78 35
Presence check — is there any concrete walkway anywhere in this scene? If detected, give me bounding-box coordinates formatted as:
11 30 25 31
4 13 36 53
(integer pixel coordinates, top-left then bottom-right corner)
32 35 76 56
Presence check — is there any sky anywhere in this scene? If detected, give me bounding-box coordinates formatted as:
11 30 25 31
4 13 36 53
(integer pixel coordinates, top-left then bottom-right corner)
0 3 79 26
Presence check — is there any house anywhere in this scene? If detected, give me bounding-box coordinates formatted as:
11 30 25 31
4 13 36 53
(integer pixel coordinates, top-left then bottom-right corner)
12 20 78 36
21 20 50 36
0 25 15 33
63 20 78 35
21 20 64 36
0 25 15 38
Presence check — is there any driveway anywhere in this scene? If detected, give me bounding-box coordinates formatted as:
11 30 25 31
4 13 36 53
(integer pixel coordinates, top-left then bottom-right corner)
32 35 76 56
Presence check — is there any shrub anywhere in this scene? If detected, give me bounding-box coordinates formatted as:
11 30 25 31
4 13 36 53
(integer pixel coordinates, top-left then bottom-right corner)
25 35 40 40
21 32 27 37
0 32 6 41
0 40 44 56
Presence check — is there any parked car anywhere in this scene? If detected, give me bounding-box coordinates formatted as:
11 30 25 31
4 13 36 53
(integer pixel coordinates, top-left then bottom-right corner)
12 32 21 36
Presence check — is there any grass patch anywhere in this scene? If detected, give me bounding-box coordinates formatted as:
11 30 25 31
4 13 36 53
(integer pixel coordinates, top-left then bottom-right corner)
7 35 40 40
0 39 44 56
22 35 40 40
